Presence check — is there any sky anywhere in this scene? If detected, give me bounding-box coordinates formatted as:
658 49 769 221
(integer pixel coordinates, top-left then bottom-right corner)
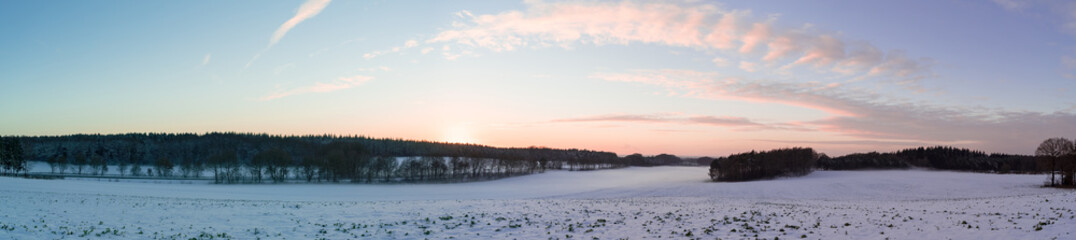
2 0 1076 156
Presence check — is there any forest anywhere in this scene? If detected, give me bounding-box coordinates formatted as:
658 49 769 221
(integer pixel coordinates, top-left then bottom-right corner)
708 147 818 182
705 141 1073 187
815 146 1039 173
3 134 1072 187
1 133 622 183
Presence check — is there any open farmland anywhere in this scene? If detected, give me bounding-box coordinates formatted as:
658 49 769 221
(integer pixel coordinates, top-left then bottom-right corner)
1 167 1073 239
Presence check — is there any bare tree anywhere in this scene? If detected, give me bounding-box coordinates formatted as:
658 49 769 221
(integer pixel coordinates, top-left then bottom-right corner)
73 153 87 175
154 157 174 178
1036 137 1074 186
248 152 267 183
1063 153 1076 186
256 149 292 183
375 156 397 182
90 156 105 175
129 162 141 176
298 156 320 182
57 155 68 174
117 158 129 176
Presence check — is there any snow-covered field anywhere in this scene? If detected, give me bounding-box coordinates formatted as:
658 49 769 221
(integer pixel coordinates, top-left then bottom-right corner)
1 167 1072 239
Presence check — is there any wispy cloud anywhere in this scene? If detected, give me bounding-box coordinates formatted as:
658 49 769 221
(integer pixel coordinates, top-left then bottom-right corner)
261 74 371 101
247 0 332 68
753 139 935 148
363 39 421 59
711 57 729 67
201 53 212 66
271 0 332 47
738 61 757 72
553 113 803 131
1064 56 1076 69
554 114 675 123
992 0 1030 11
356 66 391 72
591 69 863 117
429 1 932 84
591 69 1076 154
686 116 766 128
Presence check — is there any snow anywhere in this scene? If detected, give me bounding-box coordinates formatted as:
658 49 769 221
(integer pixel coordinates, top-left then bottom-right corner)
1 167 1073 239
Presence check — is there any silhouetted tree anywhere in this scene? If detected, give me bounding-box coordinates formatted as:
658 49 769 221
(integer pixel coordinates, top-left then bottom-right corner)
298 156 320 182
1036 138 1074 186
623 153 645 166
0 137 27 175
1061 153 1076 186
117 157 129 176
248 152 267 183
154 157 174 178
73 153 87 175
711 148 817 182
57 155 68 174
46 156 59 173
129 161 142 177
696 157 715 166
256 149 292 183
90 156 106 175
374 156 397 181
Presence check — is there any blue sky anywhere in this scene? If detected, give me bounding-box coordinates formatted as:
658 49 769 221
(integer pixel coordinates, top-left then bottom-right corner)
3 0 1076 156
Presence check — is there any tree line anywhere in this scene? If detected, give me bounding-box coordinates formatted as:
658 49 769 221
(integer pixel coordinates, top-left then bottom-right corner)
0 137 27 176
705 145 1051 182
708 147 818 182
622 153 688 166
815 146 1038 173
5 133 624 183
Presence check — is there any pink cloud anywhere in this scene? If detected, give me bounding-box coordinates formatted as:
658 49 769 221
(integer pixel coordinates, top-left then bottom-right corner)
430 1 716 50
833 41 884 74
592 68 1076 154
794 35 846 66
738 61 757 72
261 75 372 101
711 57 729 67
590 69 860 117
554 113 799 131
763 34 800 61
703 11 746 50
554 114 674 123
739 22 771 53
868 50 930 78
687 116 764 128
430 1 932 83
363 40 421 60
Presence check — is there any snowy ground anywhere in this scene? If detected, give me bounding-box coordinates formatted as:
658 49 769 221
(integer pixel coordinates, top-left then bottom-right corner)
1 167 1072 239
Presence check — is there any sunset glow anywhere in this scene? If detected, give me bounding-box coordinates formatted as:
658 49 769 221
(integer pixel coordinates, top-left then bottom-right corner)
441 124 477 144
3 0 1076 156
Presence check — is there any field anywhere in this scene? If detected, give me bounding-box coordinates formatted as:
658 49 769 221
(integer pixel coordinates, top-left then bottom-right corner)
1 167 1073 239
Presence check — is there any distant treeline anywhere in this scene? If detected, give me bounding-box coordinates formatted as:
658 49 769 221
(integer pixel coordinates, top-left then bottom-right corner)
623 153 690 166
0 137 26 175
816 146 1038 173
708 147 818 181
705 146 1043 182
4 133 623 183
4 133 1054 185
